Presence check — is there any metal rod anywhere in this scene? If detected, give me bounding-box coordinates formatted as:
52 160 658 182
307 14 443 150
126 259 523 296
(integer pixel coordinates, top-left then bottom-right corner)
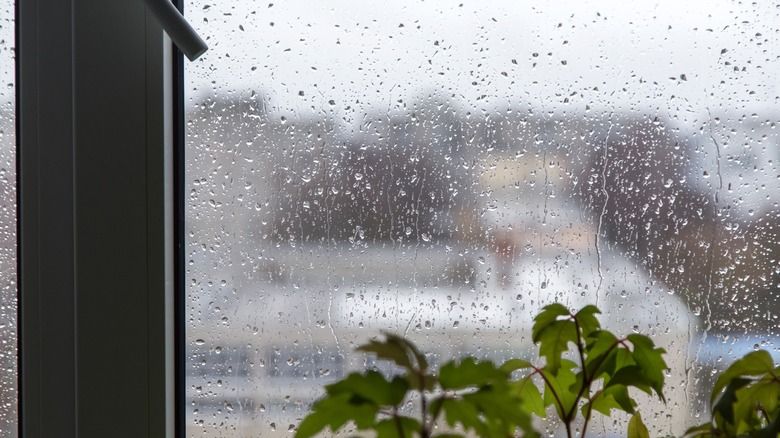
144 0 207 61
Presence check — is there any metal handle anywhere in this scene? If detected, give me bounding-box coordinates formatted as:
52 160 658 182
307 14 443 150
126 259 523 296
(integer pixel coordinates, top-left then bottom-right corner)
144 0 208 61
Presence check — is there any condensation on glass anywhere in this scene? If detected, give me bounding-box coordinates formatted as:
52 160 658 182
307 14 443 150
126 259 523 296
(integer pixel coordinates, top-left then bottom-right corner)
184 1 779 436
0 0 16 436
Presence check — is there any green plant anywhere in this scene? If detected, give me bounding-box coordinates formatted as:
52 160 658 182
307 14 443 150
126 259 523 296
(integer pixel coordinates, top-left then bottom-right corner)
684 350 780 437
295 303 669 438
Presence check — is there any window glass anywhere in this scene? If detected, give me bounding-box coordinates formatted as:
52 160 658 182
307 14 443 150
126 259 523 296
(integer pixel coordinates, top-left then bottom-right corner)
184 1 779 436
0 0 16 435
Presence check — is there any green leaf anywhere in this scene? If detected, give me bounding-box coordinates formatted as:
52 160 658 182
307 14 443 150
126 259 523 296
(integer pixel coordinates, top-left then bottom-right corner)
732 377 780 434
407 372 437 392
711 350 774 406
500 358 533 374
584 330 619 377
326 371 408 407
627 413 650 438
682 423 714 438
532 303 571 343
296 393 378 438
374 417 422 438
575 305 602 337
439 358 507 390
587 384 635 416
541 360 579 420
357 333 428 373
515 377 546 417
441 398 485 435
357 337 413 371
463 386 531 437
606 365 652 395
613 347 637 369
627 334 667 402
385 333 429 372
536 320 577 374
711 377 751 428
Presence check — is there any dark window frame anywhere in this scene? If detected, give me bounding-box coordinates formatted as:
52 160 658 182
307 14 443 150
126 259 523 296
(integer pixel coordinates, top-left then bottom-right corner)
16 0 177 436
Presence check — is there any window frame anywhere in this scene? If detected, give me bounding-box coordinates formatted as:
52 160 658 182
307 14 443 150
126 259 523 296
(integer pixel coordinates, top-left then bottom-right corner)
16 0 177 435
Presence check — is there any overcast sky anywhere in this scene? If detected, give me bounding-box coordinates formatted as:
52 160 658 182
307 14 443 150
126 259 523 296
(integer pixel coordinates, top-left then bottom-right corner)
185 0 780 128
1 1 777 124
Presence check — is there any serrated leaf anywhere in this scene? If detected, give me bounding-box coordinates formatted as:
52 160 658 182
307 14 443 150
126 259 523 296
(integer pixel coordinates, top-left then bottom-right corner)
627 413 650 438
463 386 531 437
326 371 408 406
712 377 751 427
439 357 507 390
429 397 445 420
515 377 546 417
537 320 577 374
627 334 667 402
532 303 571 343
607 383 636 414
423 374 438 391
357 333 429 374
357 338 413 371
606 365 652 396
500 358 533 373
296 393 378 438
587 384 636 417
711 350 774 406
732 377 780 434
442 398 485 435
584 330 619 377
541 360 579 420
384 333 429 372
404 372 435 392
575 305 602 337
614 347 637 369
683 423 714 437
374 417 421 438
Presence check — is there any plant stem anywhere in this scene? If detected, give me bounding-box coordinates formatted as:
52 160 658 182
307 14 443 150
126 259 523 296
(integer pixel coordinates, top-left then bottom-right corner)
573 315 588 382
428 396 446 431
565 316 591 438
758 405 770 424
418 371 430 438
531 368 567 431
581 395 596 438
564 419 573 438
392 407 406 438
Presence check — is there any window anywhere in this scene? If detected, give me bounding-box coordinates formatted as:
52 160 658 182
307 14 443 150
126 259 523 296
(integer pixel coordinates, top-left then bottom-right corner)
12 1 779 437
183 1 779 437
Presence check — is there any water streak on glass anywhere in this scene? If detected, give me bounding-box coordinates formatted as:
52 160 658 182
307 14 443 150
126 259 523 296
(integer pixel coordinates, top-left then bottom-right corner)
184 1 779 436
0 0 17 435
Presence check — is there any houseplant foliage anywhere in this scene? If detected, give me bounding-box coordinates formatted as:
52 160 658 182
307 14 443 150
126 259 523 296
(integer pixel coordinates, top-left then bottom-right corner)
683 349 780 437
295 303 667 438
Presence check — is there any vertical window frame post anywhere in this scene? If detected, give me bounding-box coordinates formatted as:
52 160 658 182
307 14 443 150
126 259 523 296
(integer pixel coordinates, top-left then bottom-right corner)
17 0 175 436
